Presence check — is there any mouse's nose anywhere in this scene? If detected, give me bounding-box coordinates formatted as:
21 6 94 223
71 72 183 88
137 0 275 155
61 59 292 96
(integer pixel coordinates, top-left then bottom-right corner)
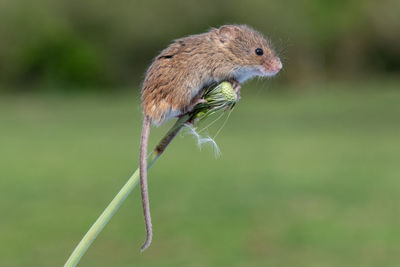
264 57 282 76
271 57 282 72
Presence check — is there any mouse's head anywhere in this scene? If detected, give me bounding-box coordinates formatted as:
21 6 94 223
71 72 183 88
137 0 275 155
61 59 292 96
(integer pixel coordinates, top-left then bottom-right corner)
216 25 282 83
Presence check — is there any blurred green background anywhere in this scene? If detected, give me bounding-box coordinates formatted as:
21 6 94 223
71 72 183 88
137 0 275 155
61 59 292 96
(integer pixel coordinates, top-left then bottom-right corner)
1 0 400 266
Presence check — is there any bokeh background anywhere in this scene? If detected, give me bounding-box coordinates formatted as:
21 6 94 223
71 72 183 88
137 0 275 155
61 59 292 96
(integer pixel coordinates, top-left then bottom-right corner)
1 0 399 266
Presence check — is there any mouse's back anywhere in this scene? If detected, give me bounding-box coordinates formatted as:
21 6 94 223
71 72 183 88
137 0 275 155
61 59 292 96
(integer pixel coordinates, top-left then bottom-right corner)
141 31 218 124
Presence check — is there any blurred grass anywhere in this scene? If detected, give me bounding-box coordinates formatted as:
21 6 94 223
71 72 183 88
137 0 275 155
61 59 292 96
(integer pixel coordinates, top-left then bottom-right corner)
1 0 400 89
0 80 400 266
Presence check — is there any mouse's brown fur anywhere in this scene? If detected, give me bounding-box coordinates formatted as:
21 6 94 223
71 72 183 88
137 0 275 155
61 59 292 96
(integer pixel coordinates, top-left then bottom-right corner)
142 24 282 125
139 25 282 251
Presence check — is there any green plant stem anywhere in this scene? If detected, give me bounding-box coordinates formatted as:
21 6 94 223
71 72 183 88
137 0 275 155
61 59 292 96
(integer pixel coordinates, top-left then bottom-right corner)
64 81 234 267
64 115 190 267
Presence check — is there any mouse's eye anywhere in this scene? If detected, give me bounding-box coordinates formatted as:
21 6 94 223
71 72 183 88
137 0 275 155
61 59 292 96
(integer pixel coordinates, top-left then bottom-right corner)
255 48 264 56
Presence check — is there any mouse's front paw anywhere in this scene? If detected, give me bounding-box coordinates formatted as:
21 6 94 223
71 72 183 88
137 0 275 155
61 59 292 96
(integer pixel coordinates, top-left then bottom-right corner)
229 79 241 100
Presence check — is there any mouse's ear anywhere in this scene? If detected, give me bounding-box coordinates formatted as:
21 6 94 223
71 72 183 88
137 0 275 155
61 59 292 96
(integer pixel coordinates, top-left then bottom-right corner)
218 25 238 43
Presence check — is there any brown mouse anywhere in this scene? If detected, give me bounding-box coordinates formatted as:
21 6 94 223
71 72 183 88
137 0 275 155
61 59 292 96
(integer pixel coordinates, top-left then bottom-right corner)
139 24 282 251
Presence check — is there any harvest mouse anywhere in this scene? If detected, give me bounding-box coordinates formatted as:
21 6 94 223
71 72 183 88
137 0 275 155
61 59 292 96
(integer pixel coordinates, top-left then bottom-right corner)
139 24 282 251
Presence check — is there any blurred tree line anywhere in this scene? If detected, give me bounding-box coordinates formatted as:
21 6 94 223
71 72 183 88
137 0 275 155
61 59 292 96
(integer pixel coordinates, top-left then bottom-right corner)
0 0 399 92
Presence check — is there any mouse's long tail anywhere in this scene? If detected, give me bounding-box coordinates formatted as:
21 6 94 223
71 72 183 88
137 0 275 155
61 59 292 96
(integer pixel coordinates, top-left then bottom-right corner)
139 115 152 251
